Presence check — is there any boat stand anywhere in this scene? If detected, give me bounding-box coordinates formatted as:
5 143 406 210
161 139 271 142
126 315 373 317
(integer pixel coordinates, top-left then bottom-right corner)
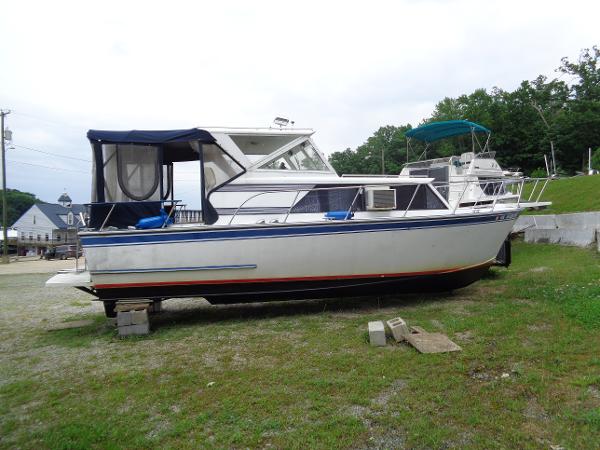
113 300 162 336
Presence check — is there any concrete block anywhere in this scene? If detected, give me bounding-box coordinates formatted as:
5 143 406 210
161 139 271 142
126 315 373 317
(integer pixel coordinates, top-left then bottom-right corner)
131 309 148 325
118 323 150 337
149 301 162 314
386 317 410 342
531 215 557 230
525 228 596 247
554 211 600 229
368 321 386 347
117 311 132 327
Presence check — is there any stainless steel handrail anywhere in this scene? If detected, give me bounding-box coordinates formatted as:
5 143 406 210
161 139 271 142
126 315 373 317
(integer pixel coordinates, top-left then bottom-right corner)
223 177 551 225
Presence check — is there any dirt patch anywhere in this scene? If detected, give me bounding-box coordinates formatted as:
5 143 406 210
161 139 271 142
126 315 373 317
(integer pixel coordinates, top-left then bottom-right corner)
527 323 553 332
372 379 407 407
455 330 475 342
587 385 600 399
523 398 549 421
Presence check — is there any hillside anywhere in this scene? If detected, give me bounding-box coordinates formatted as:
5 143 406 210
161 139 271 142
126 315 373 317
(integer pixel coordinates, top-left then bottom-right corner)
528 175 600 215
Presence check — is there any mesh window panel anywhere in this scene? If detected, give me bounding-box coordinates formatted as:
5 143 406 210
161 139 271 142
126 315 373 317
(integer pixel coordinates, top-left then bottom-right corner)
116 144 160 201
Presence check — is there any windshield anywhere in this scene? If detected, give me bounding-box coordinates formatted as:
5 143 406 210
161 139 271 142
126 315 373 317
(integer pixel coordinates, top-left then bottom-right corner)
260 140 329 171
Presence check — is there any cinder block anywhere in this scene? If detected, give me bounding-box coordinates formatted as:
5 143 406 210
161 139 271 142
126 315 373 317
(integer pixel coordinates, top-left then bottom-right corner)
368 321 386 347
118 323 150 337
131 309 148 325
386 317 410 342
117 311 132 327
150 301 162 313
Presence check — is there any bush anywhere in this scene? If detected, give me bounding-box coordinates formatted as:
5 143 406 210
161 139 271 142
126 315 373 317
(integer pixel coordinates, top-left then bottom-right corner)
591 148 600 171
530 167 548 178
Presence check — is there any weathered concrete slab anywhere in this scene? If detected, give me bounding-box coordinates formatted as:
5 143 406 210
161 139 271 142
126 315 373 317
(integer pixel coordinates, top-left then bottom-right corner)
368 321 386 347
513 215 557 233
554 211 600 229
524 228 596 247
46 319 94 331
405 326 461 354
387 317 410 342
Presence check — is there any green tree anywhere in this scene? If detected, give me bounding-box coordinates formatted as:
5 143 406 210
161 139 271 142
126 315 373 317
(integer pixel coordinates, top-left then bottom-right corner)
0 189 43 226
592 148 600 171
328 125 412 175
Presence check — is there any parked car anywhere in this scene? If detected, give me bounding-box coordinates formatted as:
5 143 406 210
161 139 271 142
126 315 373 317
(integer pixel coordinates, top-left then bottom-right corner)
44 245 82 260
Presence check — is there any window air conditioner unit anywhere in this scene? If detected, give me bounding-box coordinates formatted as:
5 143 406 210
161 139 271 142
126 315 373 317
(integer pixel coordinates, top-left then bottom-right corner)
365 187 396 211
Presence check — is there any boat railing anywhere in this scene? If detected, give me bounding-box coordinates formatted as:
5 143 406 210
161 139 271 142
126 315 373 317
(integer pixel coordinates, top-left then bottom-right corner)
226 177 552 224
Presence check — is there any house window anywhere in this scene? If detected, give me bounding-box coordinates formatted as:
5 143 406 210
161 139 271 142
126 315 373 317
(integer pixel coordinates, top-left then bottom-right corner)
21 232 25 240
45 233 49 242
37 234 41 242
67 212 74 226
29 233 33 241
56 234 61 241
33 215 36 224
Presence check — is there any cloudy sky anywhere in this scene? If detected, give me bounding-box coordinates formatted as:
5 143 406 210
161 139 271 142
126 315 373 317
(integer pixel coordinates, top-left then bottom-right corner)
0 0 598 205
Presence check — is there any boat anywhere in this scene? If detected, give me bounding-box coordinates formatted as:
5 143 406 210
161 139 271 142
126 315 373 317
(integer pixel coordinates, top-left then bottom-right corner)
400 120 549 209
46 126 530 317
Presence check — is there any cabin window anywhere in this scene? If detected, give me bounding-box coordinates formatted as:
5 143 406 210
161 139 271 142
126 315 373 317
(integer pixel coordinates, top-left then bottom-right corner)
195 143 245 194
291 187 363 213
230 135 302 164
395 185 447 210
260 141 328 171
479 179 506 195
116 144 160 201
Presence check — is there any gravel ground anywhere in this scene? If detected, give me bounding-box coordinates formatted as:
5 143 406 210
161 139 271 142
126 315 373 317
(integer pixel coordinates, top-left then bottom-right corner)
0 257 86 275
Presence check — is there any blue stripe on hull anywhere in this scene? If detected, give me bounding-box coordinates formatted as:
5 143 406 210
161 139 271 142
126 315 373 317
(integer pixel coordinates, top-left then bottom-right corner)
81 212 519 248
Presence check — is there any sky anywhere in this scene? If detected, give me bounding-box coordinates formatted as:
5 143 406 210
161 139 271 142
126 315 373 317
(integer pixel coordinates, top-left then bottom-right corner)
0 0 598 206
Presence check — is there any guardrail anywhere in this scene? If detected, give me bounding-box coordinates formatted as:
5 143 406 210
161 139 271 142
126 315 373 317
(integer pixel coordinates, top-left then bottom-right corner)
226 177 551 224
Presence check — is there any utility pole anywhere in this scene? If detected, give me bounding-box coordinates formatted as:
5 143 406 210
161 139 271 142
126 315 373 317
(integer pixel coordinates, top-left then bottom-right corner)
1 109 11 264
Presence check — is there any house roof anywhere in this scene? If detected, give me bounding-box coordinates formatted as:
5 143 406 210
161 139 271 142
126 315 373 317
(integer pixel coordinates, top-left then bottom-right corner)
35 203 87 229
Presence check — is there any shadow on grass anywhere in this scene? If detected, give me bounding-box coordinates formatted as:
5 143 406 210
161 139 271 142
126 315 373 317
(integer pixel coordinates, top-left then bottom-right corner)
150 288 472 330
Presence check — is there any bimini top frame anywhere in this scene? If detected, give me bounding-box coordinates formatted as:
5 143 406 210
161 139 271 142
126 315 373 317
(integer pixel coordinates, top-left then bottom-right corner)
404 120 491 164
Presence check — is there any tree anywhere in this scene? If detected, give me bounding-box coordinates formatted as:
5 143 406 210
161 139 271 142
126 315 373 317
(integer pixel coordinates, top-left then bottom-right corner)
592 148 600 171
0 189 43 226
328 125 412 175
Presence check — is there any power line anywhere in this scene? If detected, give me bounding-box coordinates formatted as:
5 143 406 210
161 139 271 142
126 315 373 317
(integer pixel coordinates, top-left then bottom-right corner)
11 110 86 130
6 159 89 174
12 143 91 162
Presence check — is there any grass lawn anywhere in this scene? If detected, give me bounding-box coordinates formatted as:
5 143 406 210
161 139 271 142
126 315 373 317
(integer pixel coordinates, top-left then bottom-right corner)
1 241 600 449
527 175 600 215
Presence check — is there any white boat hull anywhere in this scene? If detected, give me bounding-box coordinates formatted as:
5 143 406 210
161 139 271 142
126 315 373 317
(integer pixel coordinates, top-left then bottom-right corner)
77 210 519 302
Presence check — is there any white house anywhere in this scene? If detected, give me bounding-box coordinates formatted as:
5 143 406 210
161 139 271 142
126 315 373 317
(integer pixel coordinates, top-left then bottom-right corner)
12 203 86 256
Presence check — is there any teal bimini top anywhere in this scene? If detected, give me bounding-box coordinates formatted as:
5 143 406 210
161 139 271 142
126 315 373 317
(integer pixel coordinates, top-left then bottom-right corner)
405 120 490 143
